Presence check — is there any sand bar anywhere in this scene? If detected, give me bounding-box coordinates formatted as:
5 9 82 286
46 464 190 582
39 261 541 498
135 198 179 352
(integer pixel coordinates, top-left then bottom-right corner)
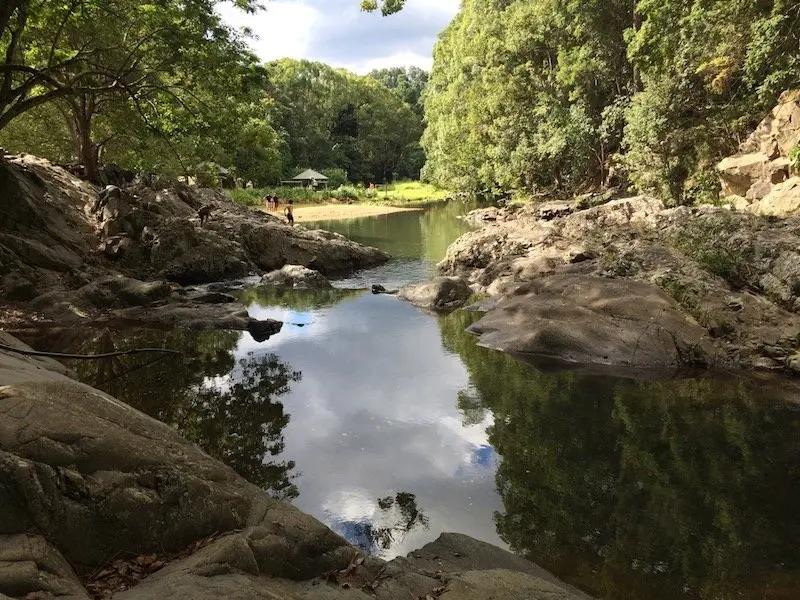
260 203 423 222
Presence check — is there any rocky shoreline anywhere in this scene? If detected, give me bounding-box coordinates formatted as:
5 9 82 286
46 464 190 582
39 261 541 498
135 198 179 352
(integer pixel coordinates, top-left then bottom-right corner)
405 92 800 377
430 196 800 376
0 154 389 334
0 334 592 600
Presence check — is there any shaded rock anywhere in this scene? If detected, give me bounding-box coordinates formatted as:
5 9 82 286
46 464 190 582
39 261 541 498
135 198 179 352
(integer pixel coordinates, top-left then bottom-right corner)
398 277 473 311
261 265 333 289
0 348 352 571
29 276 173 320
0 534 89 600
247 318 283 342
149 219 252 285
746 179 773 201
536 201 576 221
0 274 37 301
468 275 712 369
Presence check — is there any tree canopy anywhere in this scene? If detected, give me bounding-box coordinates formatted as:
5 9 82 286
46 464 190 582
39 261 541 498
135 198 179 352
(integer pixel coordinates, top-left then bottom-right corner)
419 0 800 202
0 1 428 186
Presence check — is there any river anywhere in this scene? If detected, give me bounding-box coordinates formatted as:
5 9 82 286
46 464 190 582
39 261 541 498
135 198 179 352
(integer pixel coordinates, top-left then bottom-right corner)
21 201 800 600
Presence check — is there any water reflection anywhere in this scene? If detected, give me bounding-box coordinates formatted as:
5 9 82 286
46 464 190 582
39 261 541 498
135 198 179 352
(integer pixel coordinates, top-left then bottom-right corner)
240 292 506 560
330 492 431 555
307 201 474 289
16 327 301 500
440 310 800 600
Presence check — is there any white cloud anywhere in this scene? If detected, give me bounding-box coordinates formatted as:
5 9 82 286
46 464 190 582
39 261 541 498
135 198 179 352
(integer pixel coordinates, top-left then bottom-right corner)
217 1 323 62
218 0 460 72
335 50 434 75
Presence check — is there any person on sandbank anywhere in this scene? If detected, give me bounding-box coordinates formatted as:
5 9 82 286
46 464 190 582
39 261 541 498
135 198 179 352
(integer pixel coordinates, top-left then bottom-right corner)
284 199 294 225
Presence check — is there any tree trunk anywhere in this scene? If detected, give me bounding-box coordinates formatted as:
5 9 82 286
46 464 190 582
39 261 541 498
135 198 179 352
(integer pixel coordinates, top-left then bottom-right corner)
70 93 100 182
78 117 99 183
632 0 643 93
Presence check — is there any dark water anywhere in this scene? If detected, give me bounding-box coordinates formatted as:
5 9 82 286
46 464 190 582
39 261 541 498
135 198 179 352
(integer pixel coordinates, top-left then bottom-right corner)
19 202 800 600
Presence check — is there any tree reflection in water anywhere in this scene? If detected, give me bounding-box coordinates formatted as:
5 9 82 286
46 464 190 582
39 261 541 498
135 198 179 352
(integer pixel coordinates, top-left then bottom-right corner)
439 310 800 600
21 327 301 500
338 492 430 556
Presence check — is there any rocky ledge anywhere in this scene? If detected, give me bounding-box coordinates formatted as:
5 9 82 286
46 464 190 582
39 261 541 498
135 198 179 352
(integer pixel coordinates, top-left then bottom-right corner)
0 155 389 330
437 195 800 376
0 335 592 600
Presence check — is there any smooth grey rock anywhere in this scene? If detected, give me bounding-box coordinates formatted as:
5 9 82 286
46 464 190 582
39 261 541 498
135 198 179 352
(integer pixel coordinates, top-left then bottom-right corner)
398 276 473 311
261 265 333 290
0 534 89 600
469 275 712 369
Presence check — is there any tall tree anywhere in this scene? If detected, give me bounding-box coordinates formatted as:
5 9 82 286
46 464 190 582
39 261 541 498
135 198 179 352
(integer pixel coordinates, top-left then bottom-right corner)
0 0 260 181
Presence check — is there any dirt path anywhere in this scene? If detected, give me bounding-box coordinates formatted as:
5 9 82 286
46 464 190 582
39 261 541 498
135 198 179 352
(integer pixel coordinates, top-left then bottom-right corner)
260 203 423 222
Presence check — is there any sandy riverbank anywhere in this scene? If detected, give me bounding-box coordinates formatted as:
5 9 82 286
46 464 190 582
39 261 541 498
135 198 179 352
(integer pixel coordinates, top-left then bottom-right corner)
261 203 423 222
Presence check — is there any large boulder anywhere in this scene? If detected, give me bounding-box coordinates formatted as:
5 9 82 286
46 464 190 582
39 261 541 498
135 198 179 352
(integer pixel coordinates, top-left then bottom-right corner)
398 276 473 311
717 90 800 205
747 177 800 216
468 275 713 370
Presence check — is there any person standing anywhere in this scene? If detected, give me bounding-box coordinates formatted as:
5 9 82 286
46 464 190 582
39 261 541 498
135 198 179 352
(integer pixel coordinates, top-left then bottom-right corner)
284 200 294 225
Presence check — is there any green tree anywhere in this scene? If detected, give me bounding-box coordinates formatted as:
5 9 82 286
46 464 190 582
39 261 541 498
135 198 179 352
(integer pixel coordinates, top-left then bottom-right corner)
264 59 421 183
360 0 406 16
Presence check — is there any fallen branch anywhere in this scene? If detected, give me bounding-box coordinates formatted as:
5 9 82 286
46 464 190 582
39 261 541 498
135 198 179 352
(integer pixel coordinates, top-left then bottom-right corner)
0 343 180 360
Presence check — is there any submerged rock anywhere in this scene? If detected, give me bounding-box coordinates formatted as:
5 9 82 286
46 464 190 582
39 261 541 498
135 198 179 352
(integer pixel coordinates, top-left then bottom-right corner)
398 276 473 311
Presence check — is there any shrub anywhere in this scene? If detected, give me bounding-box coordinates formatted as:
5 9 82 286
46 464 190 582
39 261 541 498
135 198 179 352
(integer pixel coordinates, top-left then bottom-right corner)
672 213 756 289
333 185 361 200
195 162 222 188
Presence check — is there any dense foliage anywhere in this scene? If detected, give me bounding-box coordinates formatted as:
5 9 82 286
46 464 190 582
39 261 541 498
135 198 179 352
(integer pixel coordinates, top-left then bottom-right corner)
419 0 800 202
0 1 428 185
264 59 423 184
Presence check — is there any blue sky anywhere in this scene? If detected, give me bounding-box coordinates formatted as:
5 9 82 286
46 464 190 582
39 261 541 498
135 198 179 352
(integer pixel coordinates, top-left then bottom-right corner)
218 0 460 73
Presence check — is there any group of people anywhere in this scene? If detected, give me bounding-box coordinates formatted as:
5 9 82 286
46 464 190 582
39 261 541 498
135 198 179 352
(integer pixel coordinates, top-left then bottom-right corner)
264 195 294 225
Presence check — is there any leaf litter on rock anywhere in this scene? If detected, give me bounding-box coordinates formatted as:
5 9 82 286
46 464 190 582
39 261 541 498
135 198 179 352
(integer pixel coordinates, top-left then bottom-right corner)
83 531 231 599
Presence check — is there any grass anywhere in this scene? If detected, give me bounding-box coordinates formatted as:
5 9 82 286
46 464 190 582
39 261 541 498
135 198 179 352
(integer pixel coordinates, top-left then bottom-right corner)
226 181 451 208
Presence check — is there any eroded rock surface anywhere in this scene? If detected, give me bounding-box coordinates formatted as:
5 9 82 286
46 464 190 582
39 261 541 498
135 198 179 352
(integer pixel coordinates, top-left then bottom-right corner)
440 197 800 374
261 265 333 289
717 89 800 214
397 276 472 311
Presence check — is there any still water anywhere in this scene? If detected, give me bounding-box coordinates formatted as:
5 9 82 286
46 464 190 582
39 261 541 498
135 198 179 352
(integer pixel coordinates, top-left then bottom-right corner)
21 202 800 600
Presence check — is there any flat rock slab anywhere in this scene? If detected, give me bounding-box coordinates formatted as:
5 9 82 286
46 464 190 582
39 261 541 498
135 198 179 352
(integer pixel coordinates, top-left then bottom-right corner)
469 274 712 369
